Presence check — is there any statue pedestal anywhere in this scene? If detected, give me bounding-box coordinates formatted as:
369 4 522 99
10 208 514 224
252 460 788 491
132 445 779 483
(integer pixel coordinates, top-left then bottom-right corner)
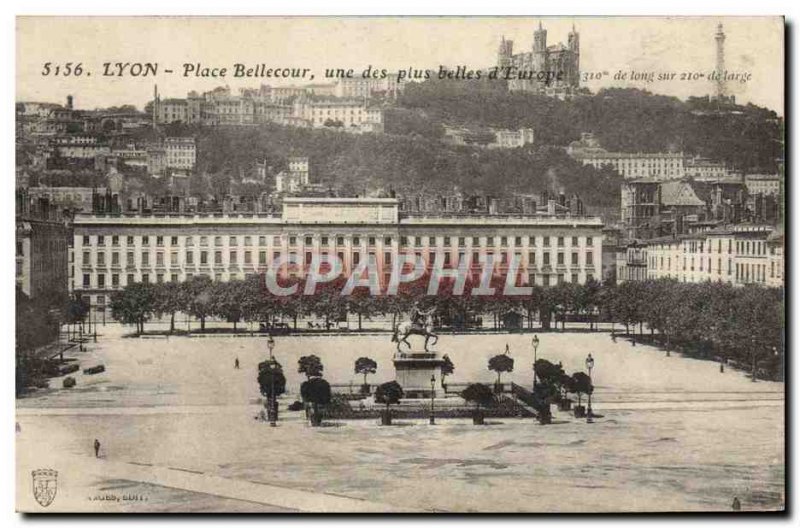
393 351 446 399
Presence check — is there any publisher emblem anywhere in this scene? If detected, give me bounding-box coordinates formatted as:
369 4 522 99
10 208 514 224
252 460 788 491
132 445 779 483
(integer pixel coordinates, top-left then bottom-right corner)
31 469 58 507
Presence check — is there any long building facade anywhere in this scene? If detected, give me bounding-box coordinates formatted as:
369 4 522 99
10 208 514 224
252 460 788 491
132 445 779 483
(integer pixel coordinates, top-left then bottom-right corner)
567 133 685 181
71 197 604 319
617 224 783 287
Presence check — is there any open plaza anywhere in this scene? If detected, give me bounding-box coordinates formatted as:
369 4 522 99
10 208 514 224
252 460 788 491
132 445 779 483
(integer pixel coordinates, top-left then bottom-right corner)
16 327 784 512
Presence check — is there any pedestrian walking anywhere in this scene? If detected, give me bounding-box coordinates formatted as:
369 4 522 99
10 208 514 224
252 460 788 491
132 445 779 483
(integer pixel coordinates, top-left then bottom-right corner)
234 357 240 369
94 438 101 458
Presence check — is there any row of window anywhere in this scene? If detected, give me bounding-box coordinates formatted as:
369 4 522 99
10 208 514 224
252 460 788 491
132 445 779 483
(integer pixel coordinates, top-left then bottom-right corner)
650 255 734 276
650 238 771 257
736 263 769 284
82 248 595 268
80 234 597 249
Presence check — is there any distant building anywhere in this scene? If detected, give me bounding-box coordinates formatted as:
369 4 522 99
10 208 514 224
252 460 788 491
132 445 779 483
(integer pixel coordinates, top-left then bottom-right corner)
146 145 167 176
333 76 402 99
275 157 311 193
110 144 149 168
443 126 534 149
568 133 685 181
71 197 605 318
684 156 732 181
26 186 112 214
16 191 70 300
496 22 580 98
744 173 781 197
623 224 781 287
620 178 754 239
52 135 110 160
155 98 191 124
615 241 648 283
292 100 384 133
766 228 784 288
164 137 196 171
304 83 337 98
491 128 535 149
601 226 624 282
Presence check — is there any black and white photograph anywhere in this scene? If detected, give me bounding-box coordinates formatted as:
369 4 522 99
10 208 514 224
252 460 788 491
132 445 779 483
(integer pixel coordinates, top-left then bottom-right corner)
13 15 785 514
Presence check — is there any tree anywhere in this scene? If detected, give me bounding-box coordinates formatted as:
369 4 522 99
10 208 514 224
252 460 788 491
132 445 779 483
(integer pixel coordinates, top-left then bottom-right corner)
731 286 783 381
375 381 404 425
534 359 566 392
184 275 214 331
298 355 324 380
152 281 186 334
64 294 90 329
212 280 248 331
461 383 496 410
347 288 380 331
258 359 286 396
354 357 377 389
300 377 332 426
109 282 156 334
16 288 61 370
571 372 593 408
559 372 576 403
257 359 286 406
488 353 514 389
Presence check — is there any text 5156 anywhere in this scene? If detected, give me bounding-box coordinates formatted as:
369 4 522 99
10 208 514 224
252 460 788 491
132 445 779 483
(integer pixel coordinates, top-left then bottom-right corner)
41 63 87 77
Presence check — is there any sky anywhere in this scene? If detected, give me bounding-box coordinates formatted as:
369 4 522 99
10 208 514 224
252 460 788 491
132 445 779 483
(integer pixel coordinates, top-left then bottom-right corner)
16 16 784 114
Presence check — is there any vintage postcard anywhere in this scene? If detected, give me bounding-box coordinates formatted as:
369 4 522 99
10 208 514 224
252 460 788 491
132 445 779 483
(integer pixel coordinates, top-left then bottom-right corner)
15 16 785 513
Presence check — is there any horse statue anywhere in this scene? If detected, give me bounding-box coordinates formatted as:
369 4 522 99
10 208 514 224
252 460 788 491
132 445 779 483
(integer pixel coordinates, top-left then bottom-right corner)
392 309 439 352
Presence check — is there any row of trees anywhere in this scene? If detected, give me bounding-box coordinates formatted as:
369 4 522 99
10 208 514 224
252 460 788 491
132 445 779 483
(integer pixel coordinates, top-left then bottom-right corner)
110 275 784 380
608 280 784 380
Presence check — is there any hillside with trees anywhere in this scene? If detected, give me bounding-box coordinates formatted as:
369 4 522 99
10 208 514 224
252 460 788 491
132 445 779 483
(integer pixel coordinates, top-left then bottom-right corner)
396 80 784 173
174 122 623 212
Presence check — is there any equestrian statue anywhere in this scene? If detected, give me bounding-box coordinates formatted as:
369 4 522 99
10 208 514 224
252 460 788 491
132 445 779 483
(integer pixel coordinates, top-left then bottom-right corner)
392 302 439 352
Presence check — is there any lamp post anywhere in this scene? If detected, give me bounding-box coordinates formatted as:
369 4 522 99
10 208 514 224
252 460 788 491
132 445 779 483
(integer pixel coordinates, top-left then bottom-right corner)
267 335 277 426
429 375 436 425
531 334 540 392
585 353 595 423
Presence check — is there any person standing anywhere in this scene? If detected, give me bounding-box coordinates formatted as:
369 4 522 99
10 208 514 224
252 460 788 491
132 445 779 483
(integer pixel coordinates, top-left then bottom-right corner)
94 438 101 458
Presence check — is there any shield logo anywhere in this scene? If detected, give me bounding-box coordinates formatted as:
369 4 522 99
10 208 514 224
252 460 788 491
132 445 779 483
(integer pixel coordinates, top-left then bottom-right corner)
31 469 58 507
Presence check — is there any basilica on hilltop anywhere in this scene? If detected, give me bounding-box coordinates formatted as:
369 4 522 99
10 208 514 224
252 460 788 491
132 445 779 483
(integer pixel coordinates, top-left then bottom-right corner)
496 22 581 98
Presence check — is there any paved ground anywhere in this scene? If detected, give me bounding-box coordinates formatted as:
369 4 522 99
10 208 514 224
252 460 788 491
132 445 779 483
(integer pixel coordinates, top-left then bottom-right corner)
16 327 785 512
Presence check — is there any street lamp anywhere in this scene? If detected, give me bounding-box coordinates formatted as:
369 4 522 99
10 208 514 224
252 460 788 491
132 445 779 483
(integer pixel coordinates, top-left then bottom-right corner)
585 353 595 423
429 374 436 425
267 334 277 426
531 334 540 391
